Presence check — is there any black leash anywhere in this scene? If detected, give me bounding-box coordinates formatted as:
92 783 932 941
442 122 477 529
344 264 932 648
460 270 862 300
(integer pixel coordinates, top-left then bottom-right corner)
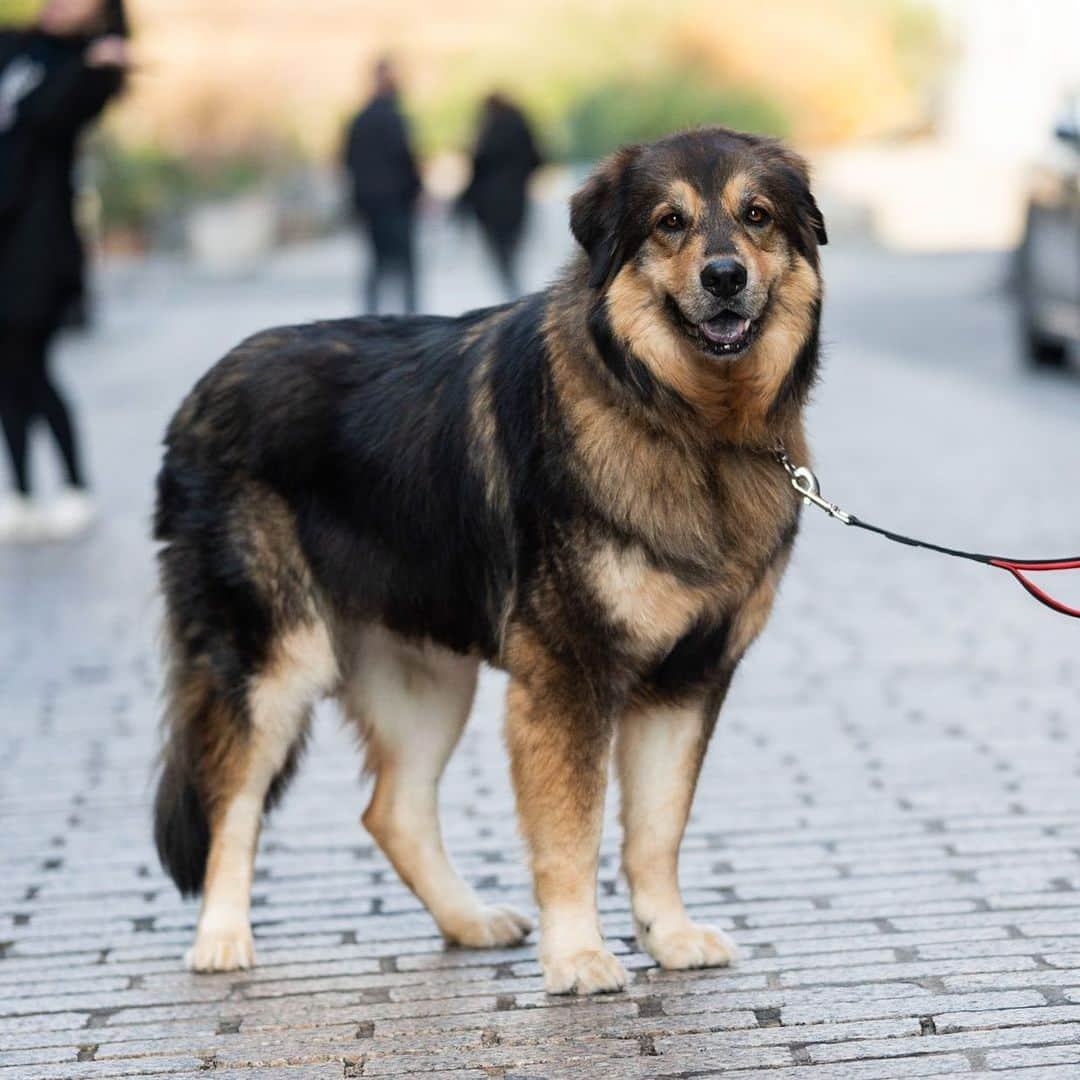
774 448 1080 620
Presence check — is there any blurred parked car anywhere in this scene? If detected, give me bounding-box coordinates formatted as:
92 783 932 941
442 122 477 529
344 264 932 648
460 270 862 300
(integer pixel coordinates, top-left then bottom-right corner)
1016 99 1080 368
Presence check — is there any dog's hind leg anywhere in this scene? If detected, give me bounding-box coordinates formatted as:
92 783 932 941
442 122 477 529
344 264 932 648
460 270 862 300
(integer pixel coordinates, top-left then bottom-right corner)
616 696 737 971
183 622 338 972
346 627 532 948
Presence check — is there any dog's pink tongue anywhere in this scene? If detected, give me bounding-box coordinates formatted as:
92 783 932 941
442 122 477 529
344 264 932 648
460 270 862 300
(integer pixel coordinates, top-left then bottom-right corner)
701 314 750 344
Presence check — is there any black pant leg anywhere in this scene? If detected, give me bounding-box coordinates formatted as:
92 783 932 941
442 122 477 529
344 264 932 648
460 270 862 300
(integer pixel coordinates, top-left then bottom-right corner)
0 324 38 495
397 212 417 315
31 333 85 489
0 322 86 495
358 202 418 315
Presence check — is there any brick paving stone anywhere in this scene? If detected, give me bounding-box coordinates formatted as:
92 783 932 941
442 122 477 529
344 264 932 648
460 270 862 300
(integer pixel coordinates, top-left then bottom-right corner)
943 970 1080 992
657 1016 925 1051
3 228 1080 1076
781 990 1048 1027
809 1022 1080 1063
932 1004 1080 1033
721 1058 976 1079
951 1071 1080 1080
0 1045 76 1067
207 1070 349 1079
5 1057 212 1077
982 1044 1080 1069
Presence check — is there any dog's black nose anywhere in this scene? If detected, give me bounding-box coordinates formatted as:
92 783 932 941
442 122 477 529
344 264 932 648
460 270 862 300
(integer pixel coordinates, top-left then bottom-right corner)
700 258 747 299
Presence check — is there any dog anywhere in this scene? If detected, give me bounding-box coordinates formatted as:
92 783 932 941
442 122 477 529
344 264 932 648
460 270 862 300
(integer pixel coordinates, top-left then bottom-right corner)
153 126 827 995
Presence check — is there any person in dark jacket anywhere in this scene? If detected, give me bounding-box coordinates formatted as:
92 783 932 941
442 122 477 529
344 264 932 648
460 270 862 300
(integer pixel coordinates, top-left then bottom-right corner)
457 94 542 298
0 0 128 543
343 58 422 315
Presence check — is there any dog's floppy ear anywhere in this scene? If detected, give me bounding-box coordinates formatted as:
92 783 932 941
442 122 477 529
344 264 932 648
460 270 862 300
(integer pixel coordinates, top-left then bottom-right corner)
771 144 828 249
805 189 828 246
570 144 643 288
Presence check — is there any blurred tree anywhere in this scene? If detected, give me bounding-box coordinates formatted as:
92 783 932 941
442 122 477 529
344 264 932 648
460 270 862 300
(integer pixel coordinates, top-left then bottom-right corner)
89 0 943 162
22 0 943 237
563 74 788 161
671 0 945 143
0 0 39 23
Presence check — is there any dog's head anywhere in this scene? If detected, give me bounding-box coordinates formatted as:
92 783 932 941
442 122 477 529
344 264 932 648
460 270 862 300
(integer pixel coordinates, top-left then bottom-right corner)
570 128 826 422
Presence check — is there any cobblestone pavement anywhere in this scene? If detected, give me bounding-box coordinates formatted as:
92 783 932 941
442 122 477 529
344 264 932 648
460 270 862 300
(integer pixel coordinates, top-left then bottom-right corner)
2 210 1080 1078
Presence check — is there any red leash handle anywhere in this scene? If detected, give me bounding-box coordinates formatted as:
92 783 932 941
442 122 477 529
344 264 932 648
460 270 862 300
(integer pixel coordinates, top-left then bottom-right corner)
989 559 1080 619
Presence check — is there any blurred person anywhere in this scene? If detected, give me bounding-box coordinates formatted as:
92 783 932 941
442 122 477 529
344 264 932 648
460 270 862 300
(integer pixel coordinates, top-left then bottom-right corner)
0 0 129 543
457 93 542 298
343 57 421 315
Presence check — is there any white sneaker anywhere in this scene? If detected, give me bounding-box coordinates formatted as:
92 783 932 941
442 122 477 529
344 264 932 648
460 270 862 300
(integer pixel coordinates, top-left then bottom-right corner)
0 493 47 543
42 487 97 540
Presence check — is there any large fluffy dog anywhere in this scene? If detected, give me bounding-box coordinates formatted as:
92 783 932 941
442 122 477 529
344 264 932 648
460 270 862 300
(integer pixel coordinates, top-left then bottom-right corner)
153 127 826 995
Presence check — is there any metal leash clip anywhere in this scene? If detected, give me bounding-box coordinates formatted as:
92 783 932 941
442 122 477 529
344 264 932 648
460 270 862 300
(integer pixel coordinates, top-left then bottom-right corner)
774 448 853 524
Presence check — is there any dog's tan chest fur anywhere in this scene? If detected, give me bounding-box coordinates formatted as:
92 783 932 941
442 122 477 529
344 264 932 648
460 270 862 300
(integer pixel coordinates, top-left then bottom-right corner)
590 542 708 654
584 441 799 660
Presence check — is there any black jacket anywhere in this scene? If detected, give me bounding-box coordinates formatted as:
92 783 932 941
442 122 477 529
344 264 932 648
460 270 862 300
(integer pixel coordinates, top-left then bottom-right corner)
459 103 542 239
343 94 421 214
0 30 122 324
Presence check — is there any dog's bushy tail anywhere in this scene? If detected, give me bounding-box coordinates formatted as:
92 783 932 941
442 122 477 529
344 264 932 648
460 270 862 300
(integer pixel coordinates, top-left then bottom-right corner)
153 657 234 897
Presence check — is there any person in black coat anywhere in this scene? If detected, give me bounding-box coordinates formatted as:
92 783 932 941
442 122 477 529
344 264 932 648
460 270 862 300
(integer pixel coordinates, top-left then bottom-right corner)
458 94 542 298
0 0 128 542
342 59 422 315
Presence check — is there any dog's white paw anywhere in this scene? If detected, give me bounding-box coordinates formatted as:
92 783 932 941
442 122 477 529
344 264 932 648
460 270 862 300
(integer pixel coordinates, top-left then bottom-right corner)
444 904 534 948
543 947 628 995
640 918 737 970
185 918 255 973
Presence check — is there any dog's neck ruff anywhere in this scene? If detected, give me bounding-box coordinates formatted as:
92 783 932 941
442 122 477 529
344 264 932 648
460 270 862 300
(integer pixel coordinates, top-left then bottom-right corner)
585 296 679 411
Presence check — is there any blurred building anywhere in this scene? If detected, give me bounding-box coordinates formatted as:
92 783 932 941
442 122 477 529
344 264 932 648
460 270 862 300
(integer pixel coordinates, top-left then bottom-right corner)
818 0 1080 252
934 0 1079 162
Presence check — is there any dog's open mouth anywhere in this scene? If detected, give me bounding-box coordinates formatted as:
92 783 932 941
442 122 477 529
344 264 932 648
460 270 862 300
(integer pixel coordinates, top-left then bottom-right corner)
699 312 754 353
668 297 761 358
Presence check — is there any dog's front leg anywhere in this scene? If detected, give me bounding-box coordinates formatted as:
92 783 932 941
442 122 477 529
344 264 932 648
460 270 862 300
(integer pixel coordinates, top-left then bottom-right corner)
617 696 738 970
505 676 626 995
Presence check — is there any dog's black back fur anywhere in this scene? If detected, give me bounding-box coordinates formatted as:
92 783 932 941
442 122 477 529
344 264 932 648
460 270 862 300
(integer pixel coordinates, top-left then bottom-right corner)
158 302 552 664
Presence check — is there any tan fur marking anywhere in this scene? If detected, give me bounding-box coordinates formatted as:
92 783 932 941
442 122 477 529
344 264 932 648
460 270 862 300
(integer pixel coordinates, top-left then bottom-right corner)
658 179 703 225
263 620 338 698
605 268 696 386
461 308 512 350
231 486 317 626
721 170 778 221
720 171 750 220
591 542 707 653
468 350 510 520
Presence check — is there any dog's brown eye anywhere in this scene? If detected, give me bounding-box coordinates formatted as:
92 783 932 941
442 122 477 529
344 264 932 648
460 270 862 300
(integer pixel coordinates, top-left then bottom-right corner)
745 205 771 227
657 212 685 233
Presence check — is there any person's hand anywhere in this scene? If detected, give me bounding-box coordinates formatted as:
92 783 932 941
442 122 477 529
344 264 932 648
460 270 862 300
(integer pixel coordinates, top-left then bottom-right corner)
85 36 130 69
